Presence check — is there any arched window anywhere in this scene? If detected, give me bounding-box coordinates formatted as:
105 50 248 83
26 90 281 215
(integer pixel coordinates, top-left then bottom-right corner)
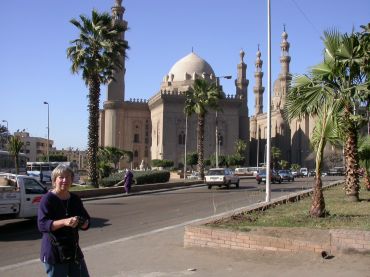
178 131 185 145
134 150 138 157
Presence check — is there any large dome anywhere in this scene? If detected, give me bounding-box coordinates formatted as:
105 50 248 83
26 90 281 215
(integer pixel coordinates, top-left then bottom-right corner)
168 52 215 82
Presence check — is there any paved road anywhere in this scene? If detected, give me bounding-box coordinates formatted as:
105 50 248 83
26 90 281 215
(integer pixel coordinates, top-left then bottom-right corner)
0 176 342 267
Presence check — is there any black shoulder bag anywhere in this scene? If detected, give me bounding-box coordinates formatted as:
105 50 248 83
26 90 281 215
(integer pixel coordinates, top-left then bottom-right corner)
48 232 79 263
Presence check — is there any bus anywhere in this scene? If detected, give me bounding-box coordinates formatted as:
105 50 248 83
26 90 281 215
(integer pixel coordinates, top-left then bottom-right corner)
26 161 80 184
0 150 27 174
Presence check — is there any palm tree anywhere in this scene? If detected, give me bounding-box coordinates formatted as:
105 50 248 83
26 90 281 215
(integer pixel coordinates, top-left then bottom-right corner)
7 136 24 174
184 79 222 180
104 146 124 170
286 73 343 217
67 10 128 187
316 29 369 201
271 147 281 170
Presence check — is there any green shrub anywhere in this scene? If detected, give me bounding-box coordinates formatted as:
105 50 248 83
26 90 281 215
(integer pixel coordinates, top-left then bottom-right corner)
100 170 170 187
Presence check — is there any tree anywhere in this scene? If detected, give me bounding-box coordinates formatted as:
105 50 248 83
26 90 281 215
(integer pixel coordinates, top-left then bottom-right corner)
7 136 24 174
313 29 369 201
186 152 198 169
286 62 344 217
278 160 289 170
67 10 128 187
358 135 370 189
104 146 125 170
184 79 222 180
291 163 300 172
234 139 247 157
271 147 281 170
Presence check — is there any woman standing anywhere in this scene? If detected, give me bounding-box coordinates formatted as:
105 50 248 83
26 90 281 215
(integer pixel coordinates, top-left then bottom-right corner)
37 164 91 277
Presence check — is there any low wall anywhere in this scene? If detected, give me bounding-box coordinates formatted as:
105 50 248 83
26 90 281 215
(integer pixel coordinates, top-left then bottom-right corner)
184 226 370 254
73 180 203 198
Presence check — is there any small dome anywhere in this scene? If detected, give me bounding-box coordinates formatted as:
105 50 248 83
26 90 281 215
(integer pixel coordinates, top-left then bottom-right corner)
168 52 215 82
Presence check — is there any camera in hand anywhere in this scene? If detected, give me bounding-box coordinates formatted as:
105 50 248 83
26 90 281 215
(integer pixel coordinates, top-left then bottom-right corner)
76 216 87 228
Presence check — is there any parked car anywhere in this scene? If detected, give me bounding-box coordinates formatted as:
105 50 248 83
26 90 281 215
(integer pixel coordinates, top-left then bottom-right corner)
300 167 308 177
278 170 294 182
256 170 282 184
204 168 240 189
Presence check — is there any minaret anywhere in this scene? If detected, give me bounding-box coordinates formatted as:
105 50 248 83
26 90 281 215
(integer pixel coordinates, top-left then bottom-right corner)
277 26 291 109
107 0 128 101
103 0 128 147
253 45 264 116
235 49 250 164
235 49 249 103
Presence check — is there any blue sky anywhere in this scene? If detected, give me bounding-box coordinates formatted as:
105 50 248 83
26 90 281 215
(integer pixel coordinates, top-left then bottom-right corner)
0 0 368 150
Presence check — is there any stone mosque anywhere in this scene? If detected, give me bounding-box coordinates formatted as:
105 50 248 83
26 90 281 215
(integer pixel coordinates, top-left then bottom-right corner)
99 0 315 170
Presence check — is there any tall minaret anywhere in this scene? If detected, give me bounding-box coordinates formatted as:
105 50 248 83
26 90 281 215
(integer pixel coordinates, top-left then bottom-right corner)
235 50 250 163
273 26 291 110
253 45 264 116
235 49 249 103
107 0 128 101
103 0 128 147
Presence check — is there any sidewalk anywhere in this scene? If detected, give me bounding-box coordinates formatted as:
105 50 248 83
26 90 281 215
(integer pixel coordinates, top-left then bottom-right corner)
2 220 370 277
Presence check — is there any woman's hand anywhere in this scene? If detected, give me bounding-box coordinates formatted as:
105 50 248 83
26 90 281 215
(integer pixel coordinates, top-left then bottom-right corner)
64 216 79 228
80 219 89 230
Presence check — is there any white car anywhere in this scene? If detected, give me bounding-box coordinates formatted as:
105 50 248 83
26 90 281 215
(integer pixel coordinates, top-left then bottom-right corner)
204 168 240 189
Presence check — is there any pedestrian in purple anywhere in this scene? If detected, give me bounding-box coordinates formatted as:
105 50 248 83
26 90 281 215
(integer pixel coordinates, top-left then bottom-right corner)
123 168 133 194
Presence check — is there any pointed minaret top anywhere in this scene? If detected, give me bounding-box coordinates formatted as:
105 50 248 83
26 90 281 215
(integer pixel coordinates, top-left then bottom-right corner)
240 49 245 62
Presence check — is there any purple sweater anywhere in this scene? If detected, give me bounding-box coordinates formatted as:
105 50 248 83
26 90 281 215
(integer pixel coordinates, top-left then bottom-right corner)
37 191 90 264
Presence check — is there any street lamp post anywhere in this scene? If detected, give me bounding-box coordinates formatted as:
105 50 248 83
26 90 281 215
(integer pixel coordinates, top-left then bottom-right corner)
215 75 232 168
43 101 50 163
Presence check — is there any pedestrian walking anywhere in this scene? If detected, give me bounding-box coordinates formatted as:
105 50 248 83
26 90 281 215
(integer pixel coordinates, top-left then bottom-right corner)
123 168 133 194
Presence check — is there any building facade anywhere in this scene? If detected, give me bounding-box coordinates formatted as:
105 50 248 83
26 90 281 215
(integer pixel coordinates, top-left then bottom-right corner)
100 1 318 170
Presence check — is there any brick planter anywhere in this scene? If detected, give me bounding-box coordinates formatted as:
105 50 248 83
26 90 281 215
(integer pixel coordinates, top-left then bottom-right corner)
183 180 370 255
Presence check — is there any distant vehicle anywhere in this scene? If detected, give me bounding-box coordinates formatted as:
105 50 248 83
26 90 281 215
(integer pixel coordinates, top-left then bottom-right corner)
256 170 282 184
0 150 27 174
308 170 316 177
234 167 254 177
300 168 308 177
187 171 201 180
26 161 80 184
0 173 47 220
204 168 240 189
328 167 345 176
278 170 294 182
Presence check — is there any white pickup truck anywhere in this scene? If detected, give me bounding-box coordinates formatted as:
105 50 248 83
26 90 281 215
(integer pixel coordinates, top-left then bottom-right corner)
0 173 48 220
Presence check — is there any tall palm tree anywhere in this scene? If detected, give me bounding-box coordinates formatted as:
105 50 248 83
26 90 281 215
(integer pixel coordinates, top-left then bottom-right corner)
67 10 128 187
184 79 222 180
317 29 369 201
7 136 24 174
286 74 343 217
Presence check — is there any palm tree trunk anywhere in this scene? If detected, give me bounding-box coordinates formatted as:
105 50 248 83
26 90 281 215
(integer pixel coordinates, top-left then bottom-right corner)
14 155 19 175
310 137 326 217
365 170 370 191
197 113 205 180
87 76 101 188
344 125 359 202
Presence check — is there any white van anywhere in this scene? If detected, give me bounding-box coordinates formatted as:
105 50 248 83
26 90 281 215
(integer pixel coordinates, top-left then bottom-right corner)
300 167 308 177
